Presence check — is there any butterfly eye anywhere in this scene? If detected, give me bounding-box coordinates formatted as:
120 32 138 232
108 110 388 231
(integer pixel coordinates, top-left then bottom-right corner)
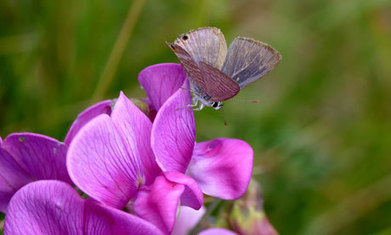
182 35 188 40
212 102 219 108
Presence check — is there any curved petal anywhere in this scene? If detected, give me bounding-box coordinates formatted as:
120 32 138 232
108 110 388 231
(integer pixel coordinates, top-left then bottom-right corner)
138 63 187 112
65 99 114 145
152 79 195 173
199 228 238 235
0 133 71 212
4 180 84 234
111 92 161 184
84 200 163 235
4 180 163 235
67 114 138 209
187 138 253 200
0 148 30 212
172 206 206 235
164 171 203 210
133 175 185 234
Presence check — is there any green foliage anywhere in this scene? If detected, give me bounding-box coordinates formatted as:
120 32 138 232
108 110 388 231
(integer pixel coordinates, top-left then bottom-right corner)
1 0 390 234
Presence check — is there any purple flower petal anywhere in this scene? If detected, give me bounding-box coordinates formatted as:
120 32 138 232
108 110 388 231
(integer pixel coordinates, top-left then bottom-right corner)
133 175 185 234
164 171 203 210
4 180 163 235
187 138 253 200
152 79 195 173
0 147 30 212
138 63 187 112
4 180 84 234
199 228 238 235
67 114 139 209
84 200 163 235
111 92 161 184
0 133 71 212
65 99 114 146
172 206 206 235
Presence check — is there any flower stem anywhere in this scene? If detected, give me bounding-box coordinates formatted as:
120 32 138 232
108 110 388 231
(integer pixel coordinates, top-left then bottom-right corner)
91 0 146 103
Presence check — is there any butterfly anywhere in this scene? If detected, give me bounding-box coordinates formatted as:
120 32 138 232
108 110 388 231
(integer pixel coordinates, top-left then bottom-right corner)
167 27 282 110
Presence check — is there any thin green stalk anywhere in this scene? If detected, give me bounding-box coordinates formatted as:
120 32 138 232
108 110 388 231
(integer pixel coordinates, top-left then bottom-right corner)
91 0 147 103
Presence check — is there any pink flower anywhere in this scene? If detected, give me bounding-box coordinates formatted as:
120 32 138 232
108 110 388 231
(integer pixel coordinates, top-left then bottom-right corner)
139 63 254 200
4 63 253 234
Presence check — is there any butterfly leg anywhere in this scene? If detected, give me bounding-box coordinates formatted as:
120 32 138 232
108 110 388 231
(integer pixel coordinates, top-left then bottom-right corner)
193 103 205 111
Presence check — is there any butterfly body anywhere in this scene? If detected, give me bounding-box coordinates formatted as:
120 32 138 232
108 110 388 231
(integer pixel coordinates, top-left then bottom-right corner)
168 27 281 110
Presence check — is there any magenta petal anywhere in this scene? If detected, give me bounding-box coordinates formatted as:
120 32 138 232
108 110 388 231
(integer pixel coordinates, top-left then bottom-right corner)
67 114 138 209
0 133 71 212
152 79 195 173
138 63 187 111
188 138 253 200
172 206 206 235
111 92 160 184
4 180 84 234
4 180 163 235
84 200 163 235
65 99 114 145
0 148 30 212
199 228 238 235
134 175 185 234
2 133 70 182
164 171 203 209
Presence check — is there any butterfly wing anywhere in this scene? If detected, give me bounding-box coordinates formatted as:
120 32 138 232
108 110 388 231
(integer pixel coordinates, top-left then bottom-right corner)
167 43 239 102
174 27 227 69
198 62 240 102
222 37 282 89
167 42 208 92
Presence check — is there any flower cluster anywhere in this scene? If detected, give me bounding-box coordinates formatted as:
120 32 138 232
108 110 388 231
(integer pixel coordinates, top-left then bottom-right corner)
0 63 270 234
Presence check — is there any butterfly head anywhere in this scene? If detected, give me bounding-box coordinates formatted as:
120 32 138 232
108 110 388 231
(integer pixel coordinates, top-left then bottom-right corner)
211 101 223 110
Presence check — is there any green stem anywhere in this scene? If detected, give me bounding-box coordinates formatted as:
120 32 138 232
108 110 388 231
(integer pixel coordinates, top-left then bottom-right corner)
91 0 147 102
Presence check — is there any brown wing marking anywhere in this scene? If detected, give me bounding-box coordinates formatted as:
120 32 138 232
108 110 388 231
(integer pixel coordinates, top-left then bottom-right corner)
167 43 208 92
198 62 240 102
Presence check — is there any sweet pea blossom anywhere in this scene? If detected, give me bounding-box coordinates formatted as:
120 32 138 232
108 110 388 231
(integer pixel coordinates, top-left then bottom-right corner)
139 63 254 200
4 180 163 235
67 91 203 234
0 133 71 212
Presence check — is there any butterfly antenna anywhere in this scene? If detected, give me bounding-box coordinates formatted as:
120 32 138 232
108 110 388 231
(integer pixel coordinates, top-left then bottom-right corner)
227 98 260 104
219 108 228 128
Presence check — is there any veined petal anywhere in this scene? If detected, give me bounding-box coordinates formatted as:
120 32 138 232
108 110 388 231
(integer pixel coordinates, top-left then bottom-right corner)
138 63 187 112
199 228 238 235
4 180 163 235
65 99 114 146
84 200 163 235
152 79 195 173
187 138 253 200
172 206 206 235
133 175 185 234
0 148 30 212
164 171 203 210
0 133 71 212
4 180 84 234
111 92 160 185
67 114 138 209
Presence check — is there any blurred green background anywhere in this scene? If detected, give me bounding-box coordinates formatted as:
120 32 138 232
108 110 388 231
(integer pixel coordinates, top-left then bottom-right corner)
1 0 391 234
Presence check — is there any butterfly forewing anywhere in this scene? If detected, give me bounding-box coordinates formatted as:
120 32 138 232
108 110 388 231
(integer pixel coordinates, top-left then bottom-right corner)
174 27 227 69
222 37 281 89
198 62 240 102
168 43 207 91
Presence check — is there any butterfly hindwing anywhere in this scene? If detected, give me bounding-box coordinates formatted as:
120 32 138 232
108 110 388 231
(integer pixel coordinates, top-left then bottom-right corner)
198 62 240 102
222 37 282 89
